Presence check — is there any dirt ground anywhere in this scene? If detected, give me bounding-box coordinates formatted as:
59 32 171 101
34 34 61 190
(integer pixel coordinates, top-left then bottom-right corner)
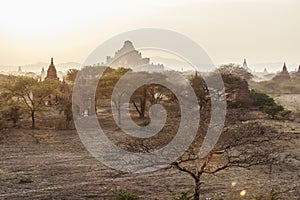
1 94 300 200
274 94 300 112
0 116 299 200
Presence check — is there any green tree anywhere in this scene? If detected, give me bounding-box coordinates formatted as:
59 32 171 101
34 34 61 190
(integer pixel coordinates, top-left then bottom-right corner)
262 104 284 119
1 100 23 127
58 100 73 129
96 67 131 124
1 76 61 129
66 68 79 83
250 90 275 108
130 72 172 119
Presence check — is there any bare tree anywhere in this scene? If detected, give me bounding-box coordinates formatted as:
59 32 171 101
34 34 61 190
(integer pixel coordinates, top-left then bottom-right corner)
171 121 280 200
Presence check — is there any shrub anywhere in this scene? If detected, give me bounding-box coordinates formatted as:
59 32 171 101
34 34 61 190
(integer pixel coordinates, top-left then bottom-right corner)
262 105 284 119
112 190 140 200
55 114 74 130
250 90 284 118
173 192 193 200
18 177 33 184
250 90 275 108
270 189 280 200
2 102 23 127
55 114 67 130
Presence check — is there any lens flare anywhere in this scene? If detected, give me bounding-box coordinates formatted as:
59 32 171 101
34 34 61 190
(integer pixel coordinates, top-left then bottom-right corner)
240 190 247 197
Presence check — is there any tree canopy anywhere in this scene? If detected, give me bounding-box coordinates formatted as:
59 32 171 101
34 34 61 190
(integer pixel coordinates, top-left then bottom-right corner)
0 76 61 128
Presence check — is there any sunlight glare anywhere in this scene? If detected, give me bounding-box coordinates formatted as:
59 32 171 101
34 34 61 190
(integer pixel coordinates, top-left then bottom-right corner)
240 190 247 197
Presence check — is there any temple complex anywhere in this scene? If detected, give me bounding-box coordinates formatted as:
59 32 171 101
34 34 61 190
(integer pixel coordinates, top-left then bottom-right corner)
106 40 150 68
106 40 164 72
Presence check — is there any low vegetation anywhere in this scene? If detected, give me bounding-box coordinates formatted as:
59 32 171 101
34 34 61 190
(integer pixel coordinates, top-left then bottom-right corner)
250 90 284 118
112 190 141 200
18 177 33 184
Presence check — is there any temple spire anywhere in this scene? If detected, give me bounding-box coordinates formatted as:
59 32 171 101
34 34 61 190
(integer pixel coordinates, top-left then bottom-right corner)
282 62 287 72
46 57 58 80
242 58 249 70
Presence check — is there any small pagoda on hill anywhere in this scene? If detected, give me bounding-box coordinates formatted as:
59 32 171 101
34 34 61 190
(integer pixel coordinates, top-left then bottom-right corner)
272 62 290 81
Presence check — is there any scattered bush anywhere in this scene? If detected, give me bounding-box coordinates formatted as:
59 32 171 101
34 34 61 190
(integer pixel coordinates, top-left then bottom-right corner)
251 90 284 118
173 192 193 200
18 177 33 184
1 101 23 127
55 115 66 130
251 90 274 108
112 190 140 200
262 104 284 119
270 189 280 200
55 114 73 130
254 189 280 200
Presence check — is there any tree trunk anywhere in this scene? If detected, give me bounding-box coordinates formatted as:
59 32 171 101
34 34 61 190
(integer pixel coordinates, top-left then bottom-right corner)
66 118 70 129
140 96 145 119
31 110 35 129
117 106 121 125
132 100 144 119
140 87 147 118
194 177 201 200
132 87 147 119
13 120 17 127
113 100 121 126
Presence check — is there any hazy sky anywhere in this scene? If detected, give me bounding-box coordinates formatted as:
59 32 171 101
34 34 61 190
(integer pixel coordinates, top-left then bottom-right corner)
0 0 299 71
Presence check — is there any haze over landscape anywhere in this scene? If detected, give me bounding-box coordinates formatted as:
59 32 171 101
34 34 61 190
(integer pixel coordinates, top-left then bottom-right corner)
0 1 300 200
1 0 300 72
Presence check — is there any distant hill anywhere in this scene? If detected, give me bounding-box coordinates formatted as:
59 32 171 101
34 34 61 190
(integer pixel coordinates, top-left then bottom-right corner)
0 62 81 73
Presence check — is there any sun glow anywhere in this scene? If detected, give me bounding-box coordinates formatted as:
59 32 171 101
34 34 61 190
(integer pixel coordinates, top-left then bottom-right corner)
1 1 87 37
1 0 300 67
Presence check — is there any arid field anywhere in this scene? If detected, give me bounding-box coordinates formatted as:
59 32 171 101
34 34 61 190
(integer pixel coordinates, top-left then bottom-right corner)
1 108 299 199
